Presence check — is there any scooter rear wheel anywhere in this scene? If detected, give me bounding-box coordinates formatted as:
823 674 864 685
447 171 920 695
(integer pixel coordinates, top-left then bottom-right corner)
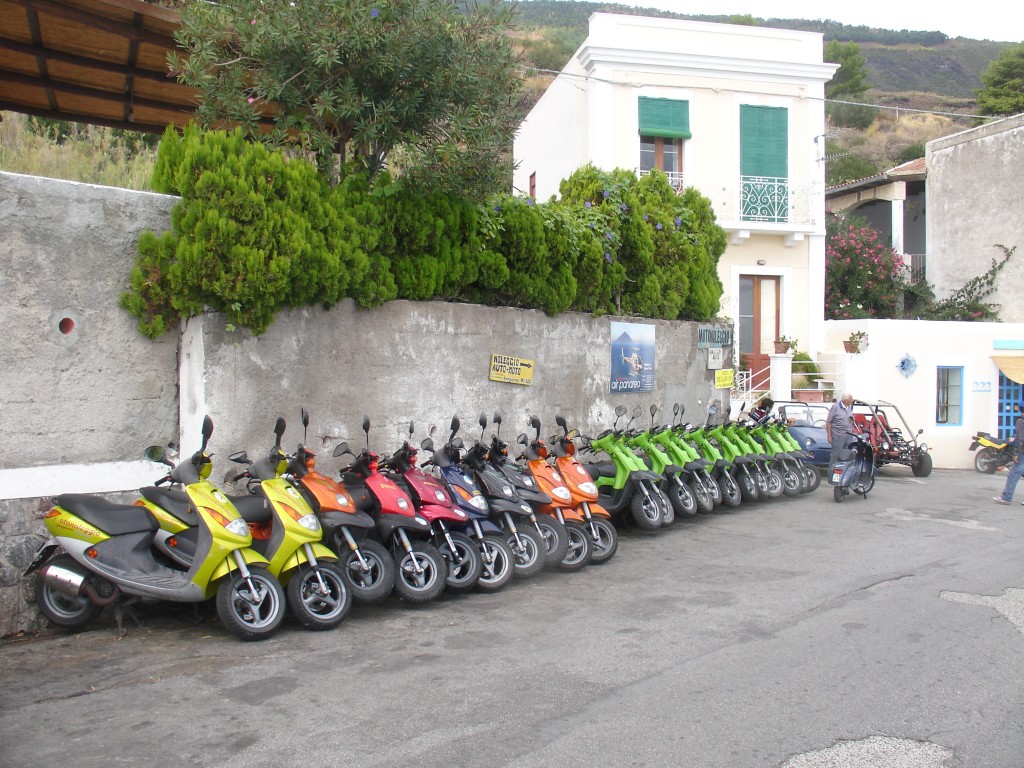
34 555 103 630
476 534 514 593
216 566 286 641
833 485 845 503
286 562 351 631
974 447 998 474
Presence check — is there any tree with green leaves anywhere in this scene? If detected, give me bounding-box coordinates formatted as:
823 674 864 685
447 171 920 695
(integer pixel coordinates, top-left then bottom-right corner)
824 40 870 99
977 43 1024 116
170 0 523 195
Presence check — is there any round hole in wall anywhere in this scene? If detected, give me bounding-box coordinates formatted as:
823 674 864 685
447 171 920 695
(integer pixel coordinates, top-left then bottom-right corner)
59 317 76 335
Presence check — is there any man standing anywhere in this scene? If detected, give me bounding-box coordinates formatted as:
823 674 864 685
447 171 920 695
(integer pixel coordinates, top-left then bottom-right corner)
826 393 855 474
993 401 1024 504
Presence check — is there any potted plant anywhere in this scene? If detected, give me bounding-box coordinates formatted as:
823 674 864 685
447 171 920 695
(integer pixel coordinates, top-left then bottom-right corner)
844 330 867 353
773 335 798 354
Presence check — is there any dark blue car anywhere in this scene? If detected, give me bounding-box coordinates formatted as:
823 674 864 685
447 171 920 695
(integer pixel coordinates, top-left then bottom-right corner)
770 401 832 470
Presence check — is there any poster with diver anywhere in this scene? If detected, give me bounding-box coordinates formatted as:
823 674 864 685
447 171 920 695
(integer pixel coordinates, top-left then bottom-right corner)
610 321 655 393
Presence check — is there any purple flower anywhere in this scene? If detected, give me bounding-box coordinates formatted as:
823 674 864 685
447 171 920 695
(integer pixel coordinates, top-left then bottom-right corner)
604 252 613 263
655 223 663 230
674 217 682 227
603 191 610 198
643 214 649 221
585 201 592 208
605 232 613 240
370 7 379 17
620 203 627 211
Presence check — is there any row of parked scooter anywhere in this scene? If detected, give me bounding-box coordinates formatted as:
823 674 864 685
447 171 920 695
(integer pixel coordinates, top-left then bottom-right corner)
26 402 821 641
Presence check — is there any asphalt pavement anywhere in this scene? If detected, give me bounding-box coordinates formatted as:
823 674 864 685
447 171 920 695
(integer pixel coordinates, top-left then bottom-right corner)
1 467 1022 768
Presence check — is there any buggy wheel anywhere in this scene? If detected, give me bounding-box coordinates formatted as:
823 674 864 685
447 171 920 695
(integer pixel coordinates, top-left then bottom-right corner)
912 452 933 477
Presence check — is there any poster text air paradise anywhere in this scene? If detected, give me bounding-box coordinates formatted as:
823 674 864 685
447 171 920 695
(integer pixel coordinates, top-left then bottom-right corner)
610 321 655 393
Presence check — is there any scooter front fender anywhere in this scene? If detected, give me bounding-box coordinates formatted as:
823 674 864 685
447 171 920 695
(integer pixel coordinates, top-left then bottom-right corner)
208 547 272 583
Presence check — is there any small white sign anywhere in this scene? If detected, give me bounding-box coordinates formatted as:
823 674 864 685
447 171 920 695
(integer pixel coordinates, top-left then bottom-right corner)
707 347 724 370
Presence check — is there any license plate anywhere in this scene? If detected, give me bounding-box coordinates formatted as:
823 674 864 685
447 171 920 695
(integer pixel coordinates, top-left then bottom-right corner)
831 468 842 483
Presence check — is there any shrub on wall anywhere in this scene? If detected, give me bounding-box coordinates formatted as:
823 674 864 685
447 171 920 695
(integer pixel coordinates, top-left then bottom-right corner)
122 128 727 336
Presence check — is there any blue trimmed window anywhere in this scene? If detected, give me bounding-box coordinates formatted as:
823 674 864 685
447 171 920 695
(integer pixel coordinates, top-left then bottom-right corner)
936 367 962 425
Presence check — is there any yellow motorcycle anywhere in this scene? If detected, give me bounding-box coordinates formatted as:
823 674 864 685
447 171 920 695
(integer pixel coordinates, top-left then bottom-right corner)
970 431 1015 473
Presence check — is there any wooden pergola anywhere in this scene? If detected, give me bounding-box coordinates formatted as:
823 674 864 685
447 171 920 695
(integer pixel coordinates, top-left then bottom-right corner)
0 0 196 133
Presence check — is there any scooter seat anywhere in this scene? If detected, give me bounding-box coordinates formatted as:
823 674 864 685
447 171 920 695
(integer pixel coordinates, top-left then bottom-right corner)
685 459 710 472
584 462 617 480
231 494 273 523
56 494 158 536
140 486 198 525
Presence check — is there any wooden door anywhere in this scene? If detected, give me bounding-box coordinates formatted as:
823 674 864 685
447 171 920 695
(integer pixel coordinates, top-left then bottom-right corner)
739 275 780 390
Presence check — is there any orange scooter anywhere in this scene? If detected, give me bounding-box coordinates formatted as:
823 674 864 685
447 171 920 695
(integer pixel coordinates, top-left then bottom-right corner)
548 415 619 564
516 416 593 572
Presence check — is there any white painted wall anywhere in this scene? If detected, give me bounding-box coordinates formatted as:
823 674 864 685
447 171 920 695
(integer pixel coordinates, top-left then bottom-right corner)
824 318 1024 468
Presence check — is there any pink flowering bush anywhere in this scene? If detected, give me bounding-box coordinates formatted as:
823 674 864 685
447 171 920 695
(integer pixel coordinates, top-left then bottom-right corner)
825 215 908 319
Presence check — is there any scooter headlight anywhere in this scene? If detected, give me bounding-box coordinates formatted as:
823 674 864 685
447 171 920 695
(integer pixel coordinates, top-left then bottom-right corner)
579 481 598 494
470 495 488 511
919 443 928 452
522 476 535 487
397 498 409 510
502 485 514 497
552 486 571 500
224 517 250 537
297 513 321 532
434 490 447 502
335 494 350 507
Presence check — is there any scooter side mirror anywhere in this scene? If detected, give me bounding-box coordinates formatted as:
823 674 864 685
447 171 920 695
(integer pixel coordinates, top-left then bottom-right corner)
493 412 502 425
301 408 309 429
650 404 658 417
409 421 415 437
517 433 528 446
229 451 252 465
334 442 351 457
450 416 460 434
274 417 286 445
144 445 172 466
632 406 642 419
615 405 627 417
917 429 923 435
420 438 434 452
362 415 371 434
555 414 567 429
479 412 488 430
200 415 214 451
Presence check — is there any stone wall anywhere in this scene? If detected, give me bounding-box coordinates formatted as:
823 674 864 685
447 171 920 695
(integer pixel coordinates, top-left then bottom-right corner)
0 172 731 637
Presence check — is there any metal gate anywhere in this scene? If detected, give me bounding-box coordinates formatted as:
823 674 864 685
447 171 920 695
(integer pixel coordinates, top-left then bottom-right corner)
997 372 1023 438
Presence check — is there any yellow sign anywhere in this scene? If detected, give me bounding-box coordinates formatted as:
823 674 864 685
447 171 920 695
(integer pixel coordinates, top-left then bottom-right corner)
715 368 735 389
489 354 535 386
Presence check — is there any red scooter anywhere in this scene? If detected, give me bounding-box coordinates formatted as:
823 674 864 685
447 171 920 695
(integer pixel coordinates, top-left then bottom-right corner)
384 423 483 594
337 416 446 604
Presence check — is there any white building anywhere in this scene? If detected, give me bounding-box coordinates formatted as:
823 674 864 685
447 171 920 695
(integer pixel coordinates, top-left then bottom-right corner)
513 13 837 388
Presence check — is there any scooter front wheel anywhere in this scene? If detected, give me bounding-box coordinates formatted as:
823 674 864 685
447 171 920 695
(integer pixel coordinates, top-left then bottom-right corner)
781 468 802 496
854 474 876 497
216 566 286 641
556 522 593 572
802 466 822 493
394 543 446 603
630 486 664 530
668 478 698 517
690 480 714 513
286 562 351 631
338 537 395 605
717 474 742 508
439 532 483 594
534 515 570 567
507 526 546 579
34 555 103 630
585 517 619 564
833 485 845 503
475 534 514 593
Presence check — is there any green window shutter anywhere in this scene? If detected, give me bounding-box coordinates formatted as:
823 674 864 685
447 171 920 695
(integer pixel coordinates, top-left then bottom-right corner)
740 105 788 178
638 97 691 139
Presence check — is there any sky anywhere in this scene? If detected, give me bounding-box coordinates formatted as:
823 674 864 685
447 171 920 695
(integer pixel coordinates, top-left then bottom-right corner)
606 1 1023 43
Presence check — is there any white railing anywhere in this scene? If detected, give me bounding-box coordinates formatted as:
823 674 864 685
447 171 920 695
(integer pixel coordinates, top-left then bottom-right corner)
639 169 686 191
735 177 820 226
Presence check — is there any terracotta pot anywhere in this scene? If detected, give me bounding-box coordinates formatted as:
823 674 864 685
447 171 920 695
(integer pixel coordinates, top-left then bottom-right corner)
774 341 790 354
843 340 859 353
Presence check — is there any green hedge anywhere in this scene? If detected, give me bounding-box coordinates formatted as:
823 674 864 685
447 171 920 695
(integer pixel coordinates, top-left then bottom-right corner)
121 126 727 337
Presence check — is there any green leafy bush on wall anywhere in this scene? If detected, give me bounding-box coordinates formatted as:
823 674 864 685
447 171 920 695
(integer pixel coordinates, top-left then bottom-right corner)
121 128 728 336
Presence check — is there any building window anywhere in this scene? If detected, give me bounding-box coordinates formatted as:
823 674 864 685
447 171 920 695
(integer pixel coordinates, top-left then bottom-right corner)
740 104 788 222
638 97 689 187
936 366 962 425
529 172 536 200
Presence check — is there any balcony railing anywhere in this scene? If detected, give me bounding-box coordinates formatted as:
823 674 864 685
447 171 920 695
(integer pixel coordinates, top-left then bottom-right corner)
740 176 789 223
638 169 685 191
